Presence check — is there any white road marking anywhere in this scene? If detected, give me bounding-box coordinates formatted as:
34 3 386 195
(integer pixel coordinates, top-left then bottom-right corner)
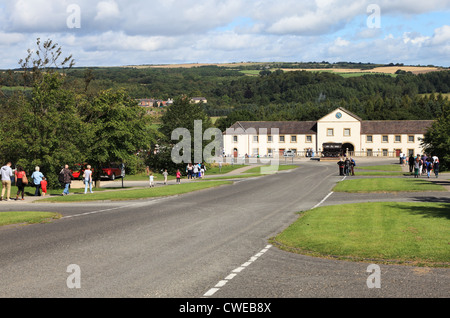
61 198 167 219
203 245 272 297
312 192 334 209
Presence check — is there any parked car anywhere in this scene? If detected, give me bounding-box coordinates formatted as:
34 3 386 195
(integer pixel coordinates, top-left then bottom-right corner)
70 163 91 180
101 163 123 180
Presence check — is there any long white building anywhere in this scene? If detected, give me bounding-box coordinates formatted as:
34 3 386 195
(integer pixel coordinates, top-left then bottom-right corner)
223 107 433 158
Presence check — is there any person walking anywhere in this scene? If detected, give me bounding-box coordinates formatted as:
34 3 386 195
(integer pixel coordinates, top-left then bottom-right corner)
433 159 439 178
408 154 414 173
425 159 432 178
83 165 93 194
337 158 344 176
40 177 48 197
350 157 356 176
163 169 168 185
1 162 13 201
176 169 181 184
413 157 421 178
14 166 27 201
31 166 44 196
60 165 73 196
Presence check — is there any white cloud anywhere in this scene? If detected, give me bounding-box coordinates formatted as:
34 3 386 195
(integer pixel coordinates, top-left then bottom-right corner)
0 0 449 68
95 0 121 22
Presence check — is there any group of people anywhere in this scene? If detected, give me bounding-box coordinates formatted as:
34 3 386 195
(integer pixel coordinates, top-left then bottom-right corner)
0 162 95 201
186 163 206 180
337 157 356 176
59 164 94 195
1 162 48 201
409 154 440 178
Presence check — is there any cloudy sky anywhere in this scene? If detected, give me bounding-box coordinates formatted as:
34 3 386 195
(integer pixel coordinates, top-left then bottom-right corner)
0 0 449 69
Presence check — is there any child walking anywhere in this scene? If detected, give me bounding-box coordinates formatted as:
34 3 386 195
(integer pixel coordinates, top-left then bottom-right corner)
176 169 181 184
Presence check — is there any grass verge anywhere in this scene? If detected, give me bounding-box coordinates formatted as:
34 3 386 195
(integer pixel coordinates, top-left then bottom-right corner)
271 202 450 267
38 181 232 203
333 178 446 193
0 212 62 227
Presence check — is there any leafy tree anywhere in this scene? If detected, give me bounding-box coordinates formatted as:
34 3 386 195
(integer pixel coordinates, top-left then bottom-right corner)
421 102 450 171
81 89 156 185
150 96 214 173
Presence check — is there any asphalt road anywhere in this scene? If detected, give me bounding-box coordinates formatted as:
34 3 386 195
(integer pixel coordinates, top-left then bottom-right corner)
0 159 448 300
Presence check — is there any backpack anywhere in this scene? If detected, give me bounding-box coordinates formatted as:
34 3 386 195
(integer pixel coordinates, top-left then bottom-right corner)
58 170 65 183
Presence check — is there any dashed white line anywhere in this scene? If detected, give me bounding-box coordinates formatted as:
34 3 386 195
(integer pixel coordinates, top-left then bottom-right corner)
203 245 272 297
310 175 346 210
61 198 167 220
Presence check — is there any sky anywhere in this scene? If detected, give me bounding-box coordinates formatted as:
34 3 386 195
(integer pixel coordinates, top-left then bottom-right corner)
0 0 449 69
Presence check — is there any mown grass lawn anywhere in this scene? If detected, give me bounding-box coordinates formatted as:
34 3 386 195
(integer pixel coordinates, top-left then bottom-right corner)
0 212 61 227
244 165 298 174
356 165 403 172
333 178 446 193
38 181 232 203
272 202 450 267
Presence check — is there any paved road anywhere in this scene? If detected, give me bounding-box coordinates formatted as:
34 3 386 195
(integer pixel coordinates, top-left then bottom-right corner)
0 160 448 299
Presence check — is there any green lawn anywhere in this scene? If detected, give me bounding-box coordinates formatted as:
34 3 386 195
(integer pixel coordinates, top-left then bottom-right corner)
244 165 298 174
272 202 450 267
356 165 403 171
333 178 446 193
38 181 232 203
0 212 61 226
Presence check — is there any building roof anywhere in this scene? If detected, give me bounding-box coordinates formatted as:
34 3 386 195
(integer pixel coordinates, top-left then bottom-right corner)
361 120 434 134
226 121 317 135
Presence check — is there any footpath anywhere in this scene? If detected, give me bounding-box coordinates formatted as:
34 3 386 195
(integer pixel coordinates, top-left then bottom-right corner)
0 165 264 205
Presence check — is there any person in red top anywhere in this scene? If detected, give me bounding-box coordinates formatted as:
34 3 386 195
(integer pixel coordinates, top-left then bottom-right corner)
176 169 181 184
40 178 48 196
14 166 27 201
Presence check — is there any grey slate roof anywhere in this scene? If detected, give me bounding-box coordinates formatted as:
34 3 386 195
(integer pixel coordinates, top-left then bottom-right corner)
226 121 317 135
361 120 434 134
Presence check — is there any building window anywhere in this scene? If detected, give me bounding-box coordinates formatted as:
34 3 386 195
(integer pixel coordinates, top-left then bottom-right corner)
268 135 273 143
306 135 312 143
252 148 259 156
382 149 388 157
233 136 238 143
327 129 334 136
268 148 273 156
366 135 373 143
291 136 297 143
395 135 401 143
408 149 414 156
344 128 351 136
280 135 285 142
366 149 373 156
408 135 414 143
382 135 388 143
253 136 258 143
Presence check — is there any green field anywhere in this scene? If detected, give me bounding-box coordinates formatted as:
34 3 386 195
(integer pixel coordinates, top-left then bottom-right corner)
333 178 445 193
0 212 61 227
272 202 450 267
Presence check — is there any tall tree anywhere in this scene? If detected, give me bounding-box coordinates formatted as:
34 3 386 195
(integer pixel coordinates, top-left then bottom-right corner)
421 102 450 171
150 96 214 173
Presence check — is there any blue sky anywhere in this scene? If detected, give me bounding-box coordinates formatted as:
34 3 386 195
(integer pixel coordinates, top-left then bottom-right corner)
0 0 449 69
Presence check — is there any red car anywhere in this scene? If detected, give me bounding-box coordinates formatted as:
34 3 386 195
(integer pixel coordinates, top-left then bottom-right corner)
70 163 91 180
101 163 123 180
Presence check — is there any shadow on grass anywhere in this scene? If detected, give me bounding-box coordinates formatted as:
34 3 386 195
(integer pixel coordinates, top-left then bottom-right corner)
386 202 450 220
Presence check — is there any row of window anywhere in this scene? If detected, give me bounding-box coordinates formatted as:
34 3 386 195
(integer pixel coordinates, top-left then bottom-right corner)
232 135 314 143
232 134 416 143
365 135 415 143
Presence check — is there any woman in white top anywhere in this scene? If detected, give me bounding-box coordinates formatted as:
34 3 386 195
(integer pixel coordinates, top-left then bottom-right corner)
84 165 93 194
